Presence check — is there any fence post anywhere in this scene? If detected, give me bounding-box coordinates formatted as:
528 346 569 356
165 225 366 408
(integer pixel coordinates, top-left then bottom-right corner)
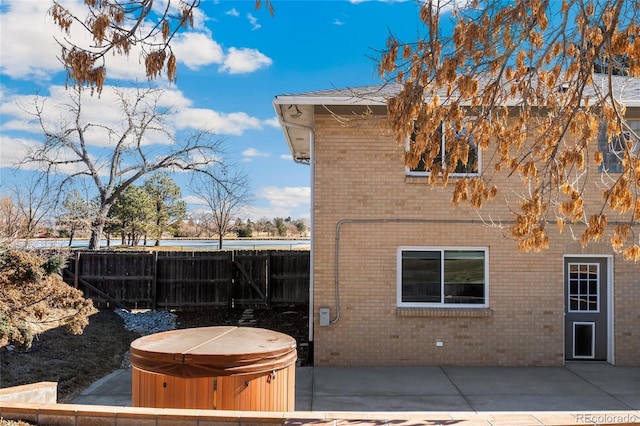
74 251 80 289
152 251 158 310
266 251 271 309
228 251 234 309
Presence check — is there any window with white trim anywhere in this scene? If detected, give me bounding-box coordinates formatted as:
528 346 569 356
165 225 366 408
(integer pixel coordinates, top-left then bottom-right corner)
598 120 640 173
406 122 480 177
397 247 488 307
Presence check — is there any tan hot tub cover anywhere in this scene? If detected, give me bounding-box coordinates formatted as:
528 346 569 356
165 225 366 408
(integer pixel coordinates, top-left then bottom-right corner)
129 326 298 378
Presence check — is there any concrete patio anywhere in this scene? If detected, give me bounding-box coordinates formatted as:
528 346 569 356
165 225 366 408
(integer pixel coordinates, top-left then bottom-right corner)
71 362 640 413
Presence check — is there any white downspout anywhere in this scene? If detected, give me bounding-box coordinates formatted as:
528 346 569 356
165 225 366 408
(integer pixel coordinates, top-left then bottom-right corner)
276 108 315 357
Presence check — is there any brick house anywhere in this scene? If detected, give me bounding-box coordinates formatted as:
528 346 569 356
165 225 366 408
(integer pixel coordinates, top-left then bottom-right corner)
273 76 640 367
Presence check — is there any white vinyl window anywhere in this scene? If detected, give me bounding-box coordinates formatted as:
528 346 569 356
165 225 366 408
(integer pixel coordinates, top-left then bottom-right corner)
598 120 640 173
406 122 480 177
397 247 488 308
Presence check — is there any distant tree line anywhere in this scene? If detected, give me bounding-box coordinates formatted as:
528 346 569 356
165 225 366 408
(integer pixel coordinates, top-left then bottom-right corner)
179 216 308 240
0 172 308 248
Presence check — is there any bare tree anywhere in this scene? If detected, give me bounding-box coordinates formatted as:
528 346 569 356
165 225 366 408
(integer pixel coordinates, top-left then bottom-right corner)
0 197 23 246
181 211 212 238
49 0 274 94
193 169 252 249
9 176 57 247
253 217 273 237
23 86 225 250
378 0 640 260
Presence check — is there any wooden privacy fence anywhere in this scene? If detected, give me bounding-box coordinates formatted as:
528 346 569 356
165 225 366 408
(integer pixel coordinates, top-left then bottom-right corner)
62 250 310 310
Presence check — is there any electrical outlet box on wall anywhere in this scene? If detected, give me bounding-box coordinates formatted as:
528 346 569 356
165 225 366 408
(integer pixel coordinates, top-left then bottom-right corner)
319 307 330 326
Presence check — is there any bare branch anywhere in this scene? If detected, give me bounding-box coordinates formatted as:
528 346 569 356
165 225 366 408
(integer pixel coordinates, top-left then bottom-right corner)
21 85 226 250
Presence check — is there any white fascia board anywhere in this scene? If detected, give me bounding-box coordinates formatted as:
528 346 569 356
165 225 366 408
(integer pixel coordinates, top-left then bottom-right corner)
273 96 387 106
273 94 640 110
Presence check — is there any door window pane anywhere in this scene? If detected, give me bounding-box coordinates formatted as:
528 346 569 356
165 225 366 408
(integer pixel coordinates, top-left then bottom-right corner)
567 262 599 312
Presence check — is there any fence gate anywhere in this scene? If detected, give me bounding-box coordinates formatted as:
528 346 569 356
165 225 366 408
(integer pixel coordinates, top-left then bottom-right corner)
232 251 269 306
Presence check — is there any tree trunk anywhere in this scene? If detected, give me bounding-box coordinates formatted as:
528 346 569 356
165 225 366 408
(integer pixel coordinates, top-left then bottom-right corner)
218 234 223 250
154 217 162 246
88 206 110 250
88 227 102 250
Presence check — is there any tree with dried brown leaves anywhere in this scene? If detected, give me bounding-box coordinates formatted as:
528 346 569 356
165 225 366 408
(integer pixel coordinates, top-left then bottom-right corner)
49 0 274 94
0 250 96 349
379 0 640 260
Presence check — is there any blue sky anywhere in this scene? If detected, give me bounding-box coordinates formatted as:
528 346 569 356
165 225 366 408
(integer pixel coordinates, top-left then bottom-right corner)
0 0 427 222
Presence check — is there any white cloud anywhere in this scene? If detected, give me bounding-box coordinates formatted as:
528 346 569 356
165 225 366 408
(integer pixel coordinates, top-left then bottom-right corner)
263 116 281 128
220 48 272 74
280 154 294 160
0 135 38 169
0 0 71 80
242 148 270 160
0 0 272 83
1 86 171 147
1 84 263 138
182 195 206 206
225 8 240 17
260 186 310 208
0 133 105 176
173 108 262 135
246 13 261 30
171 32 225 70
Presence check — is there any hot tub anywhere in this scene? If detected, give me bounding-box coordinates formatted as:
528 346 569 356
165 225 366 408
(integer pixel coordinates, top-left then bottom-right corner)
129 326 297 411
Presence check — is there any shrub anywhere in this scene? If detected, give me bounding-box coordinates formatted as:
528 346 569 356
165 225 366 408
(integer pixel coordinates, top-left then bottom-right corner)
0 249 96 349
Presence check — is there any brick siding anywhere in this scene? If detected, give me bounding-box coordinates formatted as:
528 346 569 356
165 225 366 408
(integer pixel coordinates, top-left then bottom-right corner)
310 110 640 366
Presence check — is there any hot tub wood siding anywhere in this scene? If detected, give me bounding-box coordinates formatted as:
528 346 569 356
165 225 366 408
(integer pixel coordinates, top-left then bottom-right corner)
132 364 295 411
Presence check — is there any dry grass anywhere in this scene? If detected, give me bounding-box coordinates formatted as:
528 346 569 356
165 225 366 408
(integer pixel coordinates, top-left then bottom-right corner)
0 305 309 403
0 310 139 403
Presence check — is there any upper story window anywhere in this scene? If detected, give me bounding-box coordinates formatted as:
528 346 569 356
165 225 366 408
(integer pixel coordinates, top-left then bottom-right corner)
406 122 480 177
598 120 640 173
397 247 488 308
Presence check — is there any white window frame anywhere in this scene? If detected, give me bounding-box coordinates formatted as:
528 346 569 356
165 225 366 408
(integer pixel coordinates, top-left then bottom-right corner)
397 246 489 308
567 262 600 313
599 120 640 173
405 122 481 177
